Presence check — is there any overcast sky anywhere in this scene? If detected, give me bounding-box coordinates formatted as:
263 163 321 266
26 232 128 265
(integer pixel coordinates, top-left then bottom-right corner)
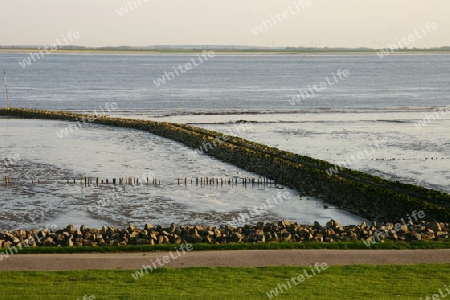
1 0 448 48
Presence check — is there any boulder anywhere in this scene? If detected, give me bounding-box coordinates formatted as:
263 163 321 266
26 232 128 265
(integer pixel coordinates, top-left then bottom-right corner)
314 221 322 230
65 225 75 234
229 233 243 243
411 233 422 241
169 223 176 234
326 220 340 228
281 233 291 242
400 225 409 233
257 222 264 230
128 224 138 232
279 220 292 228
43 237 55 246
256 234 265 243
429 222 442 232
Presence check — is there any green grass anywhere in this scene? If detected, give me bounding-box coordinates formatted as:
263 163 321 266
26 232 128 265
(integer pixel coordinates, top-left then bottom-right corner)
0 264 449 299
2 240 450 254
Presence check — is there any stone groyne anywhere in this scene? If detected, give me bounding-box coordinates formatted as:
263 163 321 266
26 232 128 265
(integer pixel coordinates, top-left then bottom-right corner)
1 108 449 222
0 221 449 248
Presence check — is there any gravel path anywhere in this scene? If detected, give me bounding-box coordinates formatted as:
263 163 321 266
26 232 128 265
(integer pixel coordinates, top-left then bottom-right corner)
1 249 449 271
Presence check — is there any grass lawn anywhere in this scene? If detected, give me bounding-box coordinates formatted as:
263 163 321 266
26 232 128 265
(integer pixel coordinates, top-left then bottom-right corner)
0 264 449 299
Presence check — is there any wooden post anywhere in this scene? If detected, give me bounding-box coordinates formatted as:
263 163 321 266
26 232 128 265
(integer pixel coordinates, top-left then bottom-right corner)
3 69 11 109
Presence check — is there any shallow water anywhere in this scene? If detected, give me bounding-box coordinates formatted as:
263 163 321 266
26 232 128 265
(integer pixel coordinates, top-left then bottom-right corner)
0 118 363 231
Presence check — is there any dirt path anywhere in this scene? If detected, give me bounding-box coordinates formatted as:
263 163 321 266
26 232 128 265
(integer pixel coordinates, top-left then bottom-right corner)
1 249 449 271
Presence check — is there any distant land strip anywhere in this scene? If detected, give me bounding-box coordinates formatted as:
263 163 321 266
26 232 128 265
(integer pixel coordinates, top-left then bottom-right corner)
1 46 450 55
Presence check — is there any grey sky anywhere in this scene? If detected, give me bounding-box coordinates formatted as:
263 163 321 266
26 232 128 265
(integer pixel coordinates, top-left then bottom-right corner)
1 0 448 48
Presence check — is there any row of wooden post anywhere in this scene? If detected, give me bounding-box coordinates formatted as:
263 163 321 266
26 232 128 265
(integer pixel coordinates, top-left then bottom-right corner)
2 177 161 186
177 177 274 186
71 177 162 187
3 176 274 187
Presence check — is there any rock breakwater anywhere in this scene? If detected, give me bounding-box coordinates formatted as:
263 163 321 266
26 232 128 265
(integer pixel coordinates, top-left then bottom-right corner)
1 220 449 248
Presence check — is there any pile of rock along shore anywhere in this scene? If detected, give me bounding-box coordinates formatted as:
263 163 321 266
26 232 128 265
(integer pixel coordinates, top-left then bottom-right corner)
1 220 449 248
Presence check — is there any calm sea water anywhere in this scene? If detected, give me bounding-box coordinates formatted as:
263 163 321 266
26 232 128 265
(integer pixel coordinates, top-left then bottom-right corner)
1 53 449 114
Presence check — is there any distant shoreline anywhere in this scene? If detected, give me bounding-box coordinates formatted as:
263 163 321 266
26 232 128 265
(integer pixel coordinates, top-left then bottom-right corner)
1 48 450 56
